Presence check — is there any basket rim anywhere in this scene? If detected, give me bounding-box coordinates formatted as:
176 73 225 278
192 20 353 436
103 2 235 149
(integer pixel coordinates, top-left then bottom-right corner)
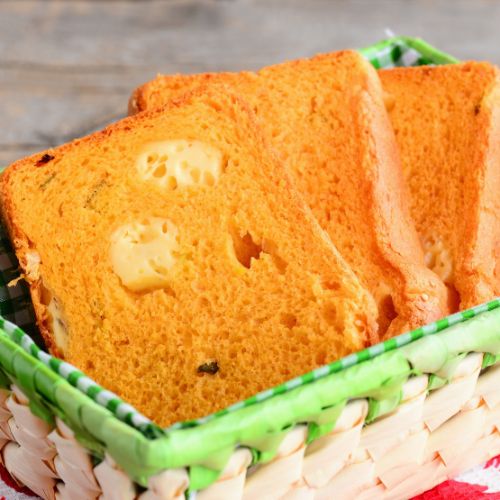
360 35 459 67
1 297 500 487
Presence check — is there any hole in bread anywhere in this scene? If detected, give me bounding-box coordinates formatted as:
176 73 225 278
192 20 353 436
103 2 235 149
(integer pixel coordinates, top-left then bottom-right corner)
321 280 341 292
322 302 339 326
380 294 397 323
197 297 210 309
153 164 167 178
262 239 288 273
227 228 287 275
231 231 263 269
147 154 158 165
162 285 176 298
167 176 178 190
280 313 297 329
315 350 327 365
310 96 318 113
446 282 460 312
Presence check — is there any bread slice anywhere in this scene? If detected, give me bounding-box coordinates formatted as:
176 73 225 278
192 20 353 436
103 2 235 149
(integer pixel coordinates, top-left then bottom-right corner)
1 88 378 426
380 62 500 310
129 51 449 336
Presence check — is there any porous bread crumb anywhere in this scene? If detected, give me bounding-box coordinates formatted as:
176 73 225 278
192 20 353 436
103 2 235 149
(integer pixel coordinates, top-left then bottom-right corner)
380 62 500 310
130 50 449 337
0 89 377 426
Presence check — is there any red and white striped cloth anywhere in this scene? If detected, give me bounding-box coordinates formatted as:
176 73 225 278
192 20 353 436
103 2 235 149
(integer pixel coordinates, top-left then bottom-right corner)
2 457 500 500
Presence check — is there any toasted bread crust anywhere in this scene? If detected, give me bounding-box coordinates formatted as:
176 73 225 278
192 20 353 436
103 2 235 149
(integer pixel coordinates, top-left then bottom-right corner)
1 151 63 357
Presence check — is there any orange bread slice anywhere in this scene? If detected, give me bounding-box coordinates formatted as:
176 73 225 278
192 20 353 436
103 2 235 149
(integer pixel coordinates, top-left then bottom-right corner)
129 51 449 337
380 62 500 310
1 89 378 426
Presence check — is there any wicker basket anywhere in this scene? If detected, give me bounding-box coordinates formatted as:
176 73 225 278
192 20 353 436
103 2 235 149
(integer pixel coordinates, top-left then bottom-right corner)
1 315 500 500
0 37 498 500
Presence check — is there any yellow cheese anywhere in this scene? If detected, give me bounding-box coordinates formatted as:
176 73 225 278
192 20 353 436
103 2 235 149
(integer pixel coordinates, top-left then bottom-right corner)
47 297 69 355
136 140 222 189
110 218 179 292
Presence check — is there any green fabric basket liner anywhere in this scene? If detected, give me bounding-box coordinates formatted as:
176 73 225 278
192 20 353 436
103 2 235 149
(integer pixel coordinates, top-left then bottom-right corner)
0 36 491 491
360 35 459 67
1 299 500 490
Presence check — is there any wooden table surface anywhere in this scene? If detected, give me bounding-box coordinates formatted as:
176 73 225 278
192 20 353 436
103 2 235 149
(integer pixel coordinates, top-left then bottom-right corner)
2 0 500 167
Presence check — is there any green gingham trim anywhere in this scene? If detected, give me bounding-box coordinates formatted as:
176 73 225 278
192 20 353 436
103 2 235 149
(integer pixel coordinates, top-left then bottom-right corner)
1 296 496 436
0 315 164 437
0 227 39 342
360 35 458 68
171 298 500 430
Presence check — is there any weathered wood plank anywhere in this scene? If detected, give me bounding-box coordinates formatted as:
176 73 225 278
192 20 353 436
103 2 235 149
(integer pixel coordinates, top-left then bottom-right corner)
1 0 500 165
3 0 500 67
0 146 42 167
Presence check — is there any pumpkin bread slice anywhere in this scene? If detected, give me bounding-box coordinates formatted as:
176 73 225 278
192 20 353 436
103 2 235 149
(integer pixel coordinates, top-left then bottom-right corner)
380 62 500 310
1 89 377 426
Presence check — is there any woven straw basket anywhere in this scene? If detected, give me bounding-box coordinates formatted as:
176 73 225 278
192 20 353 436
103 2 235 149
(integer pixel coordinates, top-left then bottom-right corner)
0 37 499 500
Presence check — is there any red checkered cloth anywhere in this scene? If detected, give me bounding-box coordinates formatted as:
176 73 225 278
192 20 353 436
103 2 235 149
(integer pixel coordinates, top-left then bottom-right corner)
414 456 500 499
2 458 500 499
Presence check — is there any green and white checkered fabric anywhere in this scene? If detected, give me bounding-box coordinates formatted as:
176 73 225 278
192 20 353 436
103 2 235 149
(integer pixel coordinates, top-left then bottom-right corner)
1 291 499 436
0 314 161 436
0 226 39 342
173 298 500 430
0 36 463 435
360 36 458 68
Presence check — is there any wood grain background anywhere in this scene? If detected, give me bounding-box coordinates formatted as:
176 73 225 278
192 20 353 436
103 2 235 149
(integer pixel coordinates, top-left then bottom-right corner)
2 0 500 166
